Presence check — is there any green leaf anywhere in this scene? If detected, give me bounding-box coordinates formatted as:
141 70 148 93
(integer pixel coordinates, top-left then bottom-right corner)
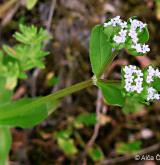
75 113 97 126
2 45 17 59
48 76 60 86
138 27 149 43
122 96 143 114
97 81 125 106
57 138 78 155
89 25 112 77
55 129 77 155
88 146 104 161
103 25 114 40
26 0 38 10
56 130 72 139
13 25 49 45
153 78 160 91
0 126 12 164
0 98 59 128
0 78 12 106
116 141 142 155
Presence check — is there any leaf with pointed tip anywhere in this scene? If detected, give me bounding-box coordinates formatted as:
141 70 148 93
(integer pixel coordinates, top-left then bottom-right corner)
89 25 112 77
0 98 59 128
138 27 149 43
97 81 125 106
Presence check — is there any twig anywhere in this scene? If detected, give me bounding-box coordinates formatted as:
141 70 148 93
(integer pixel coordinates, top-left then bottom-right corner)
0 0 18 18
1 0 21 27
30 68 41 97
105 59 128 78
100 143 160 165
46 0 57 32
80 89 103 165
12 85 26 100
87 89 102 147
31 0 57 96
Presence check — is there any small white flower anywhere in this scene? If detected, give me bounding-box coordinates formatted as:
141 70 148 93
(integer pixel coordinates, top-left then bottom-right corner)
129 29 138 44
123 65 144 93
132 43 142 52
132 43 150 54
113 36 124 43
135 77 143 83
135 70 143 76
155 94 160 100
136 86 143 93
142 44 150 53
155 69 160 77
104 22 111 27
123 66 133 73
125 84 131 92
120 21 127 28
113 29 127 44
147 87 159 101
104 16 124 27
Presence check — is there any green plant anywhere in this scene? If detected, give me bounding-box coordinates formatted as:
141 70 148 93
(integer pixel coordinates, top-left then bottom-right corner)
26 0 39 10
0 16 159 164
55 112 100 159
0 24 57 164
115 140 142 155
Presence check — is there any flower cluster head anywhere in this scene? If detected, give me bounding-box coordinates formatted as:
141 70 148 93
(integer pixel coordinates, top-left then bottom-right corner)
122 65 160 102
113 29 127 44
103 16 150 55
123 65 143 93
128 18 150 54
104 16 127 28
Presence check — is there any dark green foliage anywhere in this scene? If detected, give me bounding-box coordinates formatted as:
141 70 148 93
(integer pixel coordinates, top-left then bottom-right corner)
89 25 112 77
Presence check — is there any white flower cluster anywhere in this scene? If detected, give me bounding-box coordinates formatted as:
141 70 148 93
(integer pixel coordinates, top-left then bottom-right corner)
146 66 160 83
123 65 143 93
104 16 127 28
104 16 127 44
132 44 150 54
147 87 159 101
113 29 127 44
123 65 160 101
129 19 150 54
103 16 150 54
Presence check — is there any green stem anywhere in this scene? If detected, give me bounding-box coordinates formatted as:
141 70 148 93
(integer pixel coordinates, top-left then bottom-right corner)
41 79 93 102
0 79 94 120
21 78 119 109
0 78 121 120
0 127 12 165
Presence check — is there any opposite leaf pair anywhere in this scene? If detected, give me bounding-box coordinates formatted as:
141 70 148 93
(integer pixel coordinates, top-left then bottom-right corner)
89 16 154 111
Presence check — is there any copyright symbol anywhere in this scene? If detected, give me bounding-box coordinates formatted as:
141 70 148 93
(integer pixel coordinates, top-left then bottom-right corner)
135 155 140 160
